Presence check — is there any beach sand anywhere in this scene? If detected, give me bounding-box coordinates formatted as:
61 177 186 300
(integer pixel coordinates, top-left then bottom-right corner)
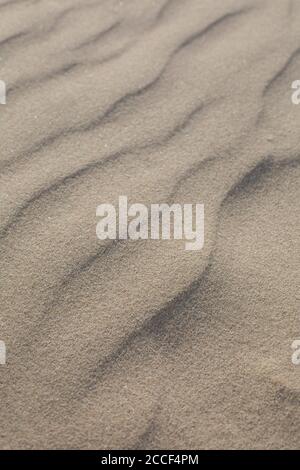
0 0 299 449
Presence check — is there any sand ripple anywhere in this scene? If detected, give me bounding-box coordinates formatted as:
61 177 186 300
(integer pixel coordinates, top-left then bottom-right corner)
0 0 299 449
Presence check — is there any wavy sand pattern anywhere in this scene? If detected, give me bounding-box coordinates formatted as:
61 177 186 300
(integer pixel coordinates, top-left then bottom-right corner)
0 0 300 449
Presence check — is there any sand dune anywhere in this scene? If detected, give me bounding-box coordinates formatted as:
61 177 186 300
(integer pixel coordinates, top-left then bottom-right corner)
0 0 299 449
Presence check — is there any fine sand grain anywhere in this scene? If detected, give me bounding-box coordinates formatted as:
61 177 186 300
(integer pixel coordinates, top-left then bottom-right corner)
0 0 299 449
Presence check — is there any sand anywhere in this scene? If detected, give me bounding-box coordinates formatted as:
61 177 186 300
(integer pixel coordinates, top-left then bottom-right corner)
0 0 299 450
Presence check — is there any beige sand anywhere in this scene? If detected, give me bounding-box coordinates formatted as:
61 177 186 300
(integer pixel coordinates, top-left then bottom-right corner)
0 0 299 449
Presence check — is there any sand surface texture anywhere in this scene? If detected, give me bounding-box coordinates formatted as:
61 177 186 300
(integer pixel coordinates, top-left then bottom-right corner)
0 0 300 449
